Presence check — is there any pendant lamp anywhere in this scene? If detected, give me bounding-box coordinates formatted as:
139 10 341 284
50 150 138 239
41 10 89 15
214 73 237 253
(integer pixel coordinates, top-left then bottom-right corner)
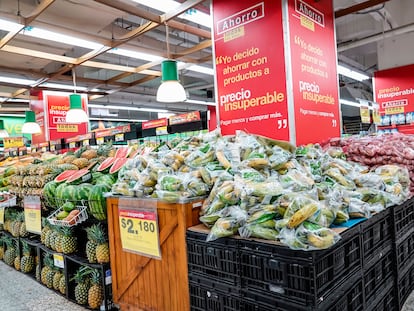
66 69 88 123
0 120 9 138
22 110 41 134
156 60 186 102
156 24 186 103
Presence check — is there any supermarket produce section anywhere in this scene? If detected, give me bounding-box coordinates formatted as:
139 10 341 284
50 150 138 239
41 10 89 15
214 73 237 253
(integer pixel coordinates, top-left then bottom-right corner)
0 130 413 310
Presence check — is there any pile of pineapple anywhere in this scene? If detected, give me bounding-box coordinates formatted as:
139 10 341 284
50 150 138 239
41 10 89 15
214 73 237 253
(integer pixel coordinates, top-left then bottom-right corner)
40 220 77 254
39 254 66 295
0 236 37 274
3 210 29 238
85 224 110 264
72 266 104 309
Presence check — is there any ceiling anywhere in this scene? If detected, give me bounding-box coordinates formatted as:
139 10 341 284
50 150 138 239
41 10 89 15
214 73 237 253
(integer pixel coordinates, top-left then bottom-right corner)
0 0 413 121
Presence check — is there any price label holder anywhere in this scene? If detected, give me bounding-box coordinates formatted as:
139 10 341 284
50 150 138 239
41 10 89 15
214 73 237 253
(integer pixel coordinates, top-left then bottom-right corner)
83 139 90 146
96 137 104 145
24 196 42 234
50 145 56 152
69 142 76 149
41 146 47 152
0 207 4 224
115 133 124 142
118 198 161 259
53 253 65 268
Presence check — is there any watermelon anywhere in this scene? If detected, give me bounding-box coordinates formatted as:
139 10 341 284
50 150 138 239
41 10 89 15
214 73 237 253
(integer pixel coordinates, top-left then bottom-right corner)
96 157 115 172
92 171 105 183
66 169 92 184
115 146 131 158
55 170 78 183
75 183 93 202
60 184 78 202
88 184 111 220
95 174 116 188
109 158 129 175
43 181 59 208
55 183 67 202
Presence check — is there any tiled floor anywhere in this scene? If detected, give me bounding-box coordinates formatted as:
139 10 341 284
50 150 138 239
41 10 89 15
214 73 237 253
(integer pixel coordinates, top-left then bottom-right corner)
0 260 413 310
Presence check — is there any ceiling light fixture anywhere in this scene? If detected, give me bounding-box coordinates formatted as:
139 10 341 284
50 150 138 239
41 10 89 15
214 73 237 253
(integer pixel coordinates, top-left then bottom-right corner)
156 24 186 103
0 120 9 138
337 65 370 82
66 70 89 123
21 110 41 134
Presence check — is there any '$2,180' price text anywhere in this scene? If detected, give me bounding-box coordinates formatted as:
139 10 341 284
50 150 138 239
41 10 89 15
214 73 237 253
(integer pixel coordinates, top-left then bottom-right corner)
121 218 155 235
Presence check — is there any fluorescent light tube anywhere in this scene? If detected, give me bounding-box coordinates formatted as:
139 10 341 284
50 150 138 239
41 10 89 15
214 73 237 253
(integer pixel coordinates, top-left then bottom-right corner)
110 48 163 62
186 65 214 75
40 82 88 92
88 104 168 113
338 65 370 82
0 19 22 32
185 99 216 106
131 0 211 28
89 117 148 122
0 76 37 85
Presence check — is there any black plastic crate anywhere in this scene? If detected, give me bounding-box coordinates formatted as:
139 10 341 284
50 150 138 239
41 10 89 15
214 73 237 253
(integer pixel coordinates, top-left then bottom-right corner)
360 209 393 268
363 248 394 307
65 254 114 311
239 224 361 307
392 197 414 241
19 237 41 280
189 274 241 311
397 261 414 310
365 281 397 311
241 270 363 311
394 229 414 272
186 229 240 285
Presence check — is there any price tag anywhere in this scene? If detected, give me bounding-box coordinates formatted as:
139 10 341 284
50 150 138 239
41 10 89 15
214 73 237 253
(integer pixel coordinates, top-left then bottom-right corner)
115 133 124 142
19 150 23 156
96 137 104 145
69 142 76 149
53 254 65 268
118 201 161 259
23 196 42 234
0 207 4 224
50 145 56 152
83 139 90 146
41 147 47 152
31 148 37 153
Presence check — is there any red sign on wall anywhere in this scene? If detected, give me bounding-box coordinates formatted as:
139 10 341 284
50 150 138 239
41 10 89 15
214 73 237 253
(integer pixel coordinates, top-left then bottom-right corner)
212 0 289 140
43 91 89 141
288 0 340 145
30 99 47 144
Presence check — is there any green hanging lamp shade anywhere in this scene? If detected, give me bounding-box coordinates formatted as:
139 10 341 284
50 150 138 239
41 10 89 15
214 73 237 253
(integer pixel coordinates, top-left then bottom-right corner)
0 120 9 138
22 110 41 134
66 94 88 123
156 60 186 103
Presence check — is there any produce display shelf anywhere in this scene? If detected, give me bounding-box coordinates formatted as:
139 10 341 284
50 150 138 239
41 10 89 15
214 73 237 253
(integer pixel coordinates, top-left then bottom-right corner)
186 229 241 286
238 223 361 307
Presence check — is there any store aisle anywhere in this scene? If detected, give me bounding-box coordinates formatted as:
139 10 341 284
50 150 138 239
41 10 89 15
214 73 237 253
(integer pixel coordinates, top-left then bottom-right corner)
0 261 86 311
0 258 413 311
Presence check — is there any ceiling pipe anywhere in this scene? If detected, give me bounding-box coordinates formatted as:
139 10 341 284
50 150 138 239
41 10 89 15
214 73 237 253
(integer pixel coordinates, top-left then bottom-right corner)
337 22 414 52
335 0 390 18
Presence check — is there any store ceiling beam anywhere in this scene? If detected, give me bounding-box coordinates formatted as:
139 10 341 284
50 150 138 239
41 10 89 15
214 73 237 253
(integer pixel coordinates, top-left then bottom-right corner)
94 0 211 39
0 0 55 49
335 0 390 18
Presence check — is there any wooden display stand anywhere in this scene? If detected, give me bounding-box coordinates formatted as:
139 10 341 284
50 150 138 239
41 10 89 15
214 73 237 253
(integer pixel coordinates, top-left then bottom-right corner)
106 197 203 311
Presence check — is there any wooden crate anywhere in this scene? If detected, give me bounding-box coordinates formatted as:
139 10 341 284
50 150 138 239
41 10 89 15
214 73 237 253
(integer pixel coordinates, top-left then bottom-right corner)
106 197 203 311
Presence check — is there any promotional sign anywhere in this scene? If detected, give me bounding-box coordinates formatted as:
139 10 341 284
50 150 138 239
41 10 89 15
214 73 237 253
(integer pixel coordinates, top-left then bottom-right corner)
23 196 42 234
169 111 201 125
29 99 47 144
0 116 31 140
142 118 168 130
374 64 414 129
43 91 89 141
212 0 289 140
3 137 24 148
118 199 161 259
287 0 340 145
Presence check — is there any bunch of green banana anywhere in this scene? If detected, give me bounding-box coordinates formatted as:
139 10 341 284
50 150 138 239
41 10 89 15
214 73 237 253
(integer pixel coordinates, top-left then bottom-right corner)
159 175 183 191
324 168 355 189
333 209 349 224
185 150 216 168
161 151 185 171
207 217 241 241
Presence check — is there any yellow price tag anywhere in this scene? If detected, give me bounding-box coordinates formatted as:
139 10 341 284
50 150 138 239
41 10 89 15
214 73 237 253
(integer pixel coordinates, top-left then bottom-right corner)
41 147 47 152
0 207 4 224
69 142 76 149
83 139 89 146
119 207 161 258
50 145 56 151
96 137 104 145
53 254 65 268
24 196 42 234
115 133 124 142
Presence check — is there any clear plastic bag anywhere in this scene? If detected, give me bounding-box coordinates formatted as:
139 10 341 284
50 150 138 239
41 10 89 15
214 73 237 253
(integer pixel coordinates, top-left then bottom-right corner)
206 206 247 241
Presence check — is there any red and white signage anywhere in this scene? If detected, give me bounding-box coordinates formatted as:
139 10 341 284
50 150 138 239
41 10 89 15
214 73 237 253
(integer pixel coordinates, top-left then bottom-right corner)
287 0 340 145
212 0 289 140
142 118 168 130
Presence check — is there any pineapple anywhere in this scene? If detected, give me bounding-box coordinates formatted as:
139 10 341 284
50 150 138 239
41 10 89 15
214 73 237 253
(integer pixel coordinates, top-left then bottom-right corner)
10 213 22 237
49 228 59 251
90 224 110 264
20 241 35 273
44 227 54 249
60 227 77 254
14 254 21 271
3 238 17 266
85 226 98 263
73 266 92 305
54 227 63 253
45 262 56 289
53 269 63 291
59 274 66 295
41 254 53 285
41 218 51 245
88 269 103 309
0 236 5 260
